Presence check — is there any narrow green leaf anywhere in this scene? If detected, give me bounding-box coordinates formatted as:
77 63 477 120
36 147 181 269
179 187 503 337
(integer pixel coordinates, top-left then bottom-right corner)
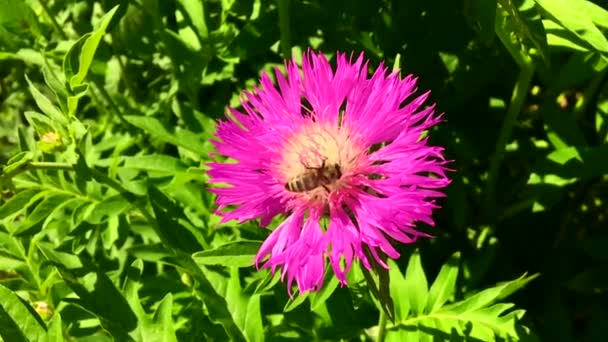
38 242 83 270
86 194 131 224
14 192 72 235
0 284 47 342
122 154 189 173
24 74 66 125
310 272 340 311
128 244 175 264
441 273 538 314
46 313 64 342
192 240 261 267
63 35 88 84
148 186 202 253
152 294 178 342
284 292 309 312
363 261 395 321
225 268 249 332
1 151 32 176
404 250 428 315
24 111 64 137
388 259 410 320
124 259 178 342
181 256 247 341
244 294 263 342
426 252 460 313
124 115 212 154
535 0 608 54
580 0 608 29
56 267 137 340
69 5 120 87
0 304 27 342
0 188 41 219
177 0 208 38
253 269 281 295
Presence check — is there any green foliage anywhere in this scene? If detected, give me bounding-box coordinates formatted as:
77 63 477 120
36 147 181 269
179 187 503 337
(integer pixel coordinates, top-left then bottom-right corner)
384 252 537 341
1 0 608 341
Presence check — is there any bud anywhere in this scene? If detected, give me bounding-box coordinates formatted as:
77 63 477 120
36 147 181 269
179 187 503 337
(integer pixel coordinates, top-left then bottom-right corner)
38 131 66 153
33 301 53 320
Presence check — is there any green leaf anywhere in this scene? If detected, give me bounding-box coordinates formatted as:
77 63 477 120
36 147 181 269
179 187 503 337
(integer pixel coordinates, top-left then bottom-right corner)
310 271 340 312
0 0 41 37
124 115 212 155
386 254 537 340
56 267 138 340
496 0 548 65
535 0 608 56
388 259 410 320
0 188 40 219
121 154 189 174
37 242 83 270
0 284 47 342
439 272 537 313
152 294 179 342
46 313 64 342
25 74 66 125
404 250 428 316
192 240 261 267
13 192 73 235
124 259 178 342
128 244 175 264
177 0 208 39
181 256 247 341
69 5 120 88
284 292 309 312
363 259 395 322
426 252 460 313
1 151 32 177
243 294 263 342
580 0 608 29
252 269 281 295
86 194 131 224
24 111 65 138
148 186 203 253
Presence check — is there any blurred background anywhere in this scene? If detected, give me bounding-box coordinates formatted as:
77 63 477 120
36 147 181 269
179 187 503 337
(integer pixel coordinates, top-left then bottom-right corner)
1 0 608 341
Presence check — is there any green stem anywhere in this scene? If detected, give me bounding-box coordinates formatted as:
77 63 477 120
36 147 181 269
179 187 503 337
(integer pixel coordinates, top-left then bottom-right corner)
38 0 68 40
484 64 534 222
376 308 388 342
30 161 73 171
277 0 291 58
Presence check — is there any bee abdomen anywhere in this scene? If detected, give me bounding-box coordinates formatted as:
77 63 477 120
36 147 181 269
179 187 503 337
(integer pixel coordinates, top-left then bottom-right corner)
285 175 318 192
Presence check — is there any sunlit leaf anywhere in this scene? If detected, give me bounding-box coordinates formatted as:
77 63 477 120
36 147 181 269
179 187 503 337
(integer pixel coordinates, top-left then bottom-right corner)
0 284 47 342
192 240 261 267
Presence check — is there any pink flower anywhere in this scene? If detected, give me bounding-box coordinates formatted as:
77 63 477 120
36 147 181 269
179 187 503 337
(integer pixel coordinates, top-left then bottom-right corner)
208 51 450 294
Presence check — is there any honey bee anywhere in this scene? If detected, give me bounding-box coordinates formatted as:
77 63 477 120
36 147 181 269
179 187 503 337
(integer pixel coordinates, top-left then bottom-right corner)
285 160 342 193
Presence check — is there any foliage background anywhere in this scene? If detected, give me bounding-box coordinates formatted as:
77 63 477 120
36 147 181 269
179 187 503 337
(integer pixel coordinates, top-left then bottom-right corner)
1 0 607 341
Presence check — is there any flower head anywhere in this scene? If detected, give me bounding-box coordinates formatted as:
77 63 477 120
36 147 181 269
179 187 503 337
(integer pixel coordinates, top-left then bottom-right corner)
208 51 450 294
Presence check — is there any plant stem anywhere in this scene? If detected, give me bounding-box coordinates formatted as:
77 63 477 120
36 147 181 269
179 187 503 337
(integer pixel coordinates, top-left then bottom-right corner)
484 64 534 222
38 0 68 40
29 161 73 170
376 308 388 342
277 0 291 58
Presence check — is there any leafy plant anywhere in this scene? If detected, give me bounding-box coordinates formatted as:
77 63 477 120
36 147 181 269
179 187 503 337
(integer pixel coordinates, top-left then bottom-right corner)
1 0 608 341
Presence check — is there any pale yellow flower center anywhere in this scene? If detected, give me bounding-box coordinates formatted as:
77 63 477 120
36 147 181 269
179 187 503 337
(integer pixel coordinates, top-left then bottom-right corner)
277 122 364 204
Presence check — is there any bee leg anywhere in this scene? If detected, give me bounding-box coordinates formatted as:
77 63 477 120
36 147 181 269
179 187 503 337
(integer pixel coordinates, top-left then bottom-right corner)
322 185 331 194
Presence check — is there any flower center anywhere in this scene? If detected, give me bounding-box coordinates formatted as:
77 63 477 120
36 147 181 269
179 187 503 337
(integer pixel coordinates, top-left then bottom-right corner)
278 122 364 205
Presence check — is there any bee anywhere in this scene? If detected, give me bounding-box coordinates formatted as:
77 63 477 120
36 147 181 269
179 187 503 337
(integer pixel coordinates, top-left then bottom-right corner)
285 160 342 193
